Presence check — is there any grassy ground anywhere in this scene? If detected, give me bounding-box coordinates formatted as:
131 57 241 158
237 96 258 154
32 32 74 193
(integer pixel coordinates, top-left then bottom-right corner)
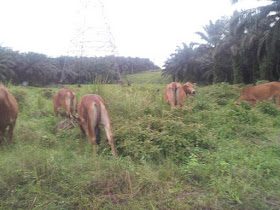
0 75 280 209
126 70 172 84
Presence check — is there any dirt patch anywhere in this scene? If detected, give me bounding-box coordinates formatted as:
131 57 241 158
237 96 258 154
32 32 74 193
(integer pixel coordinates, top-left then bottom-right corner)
54 119 76 133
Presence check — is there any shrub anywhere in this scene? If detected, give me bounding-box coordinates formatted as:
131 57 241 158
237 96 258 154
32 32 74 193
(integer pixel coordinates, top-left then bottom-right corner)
41 88 54 99
10 88 29 111
256 102 280 116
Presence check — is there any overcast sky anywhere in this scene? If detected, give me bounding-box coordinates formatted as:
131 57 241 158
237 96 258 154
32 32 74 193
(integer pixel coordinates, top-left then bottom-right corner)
0 0 271 67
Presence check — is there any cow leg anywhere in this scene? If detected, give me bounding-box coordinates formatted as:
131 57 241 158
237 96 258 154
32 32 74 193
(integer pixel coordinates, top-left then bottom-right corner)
168 98 175 109
95 126 101 145
71 96 77 117
8 122 15 143
176 87 186 107
100 104 118 157
103 123 118 157
88 121 97 148
65 105 71 118
176 89 181 107
79 125 86 138
68 104 73 118
168 88 176 109
63 98 71 118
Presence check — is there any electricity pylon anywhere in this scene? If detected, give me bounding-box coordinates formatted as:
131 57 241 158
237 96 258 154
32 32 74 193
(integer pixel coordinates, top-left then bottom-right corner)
60 0 124 85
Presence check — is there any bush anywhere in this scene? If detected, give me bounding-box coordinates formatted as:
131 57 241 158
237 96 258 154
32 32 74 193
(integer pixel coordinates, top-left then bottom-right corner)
256 102 280 116
10 88 29 111
41 88 54 99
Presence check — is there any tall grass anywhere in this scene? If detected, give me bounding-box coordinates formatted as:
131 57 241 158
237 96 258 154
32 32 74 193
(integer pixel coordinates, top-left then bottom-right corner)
0 80 280 209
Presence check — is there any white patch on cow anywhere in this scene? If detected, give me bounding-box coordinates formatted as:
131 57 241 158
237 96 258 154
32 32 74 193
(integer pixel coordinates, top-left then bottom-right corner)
90 102 98 129
65 93 71 108
72 96 77 114
169 88 174 104
176 86 180 104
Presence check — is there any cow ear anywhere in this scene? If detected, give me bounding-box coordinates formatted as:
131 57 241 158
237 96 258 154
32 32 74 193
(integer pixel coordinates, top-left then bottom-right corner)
183 84 189 87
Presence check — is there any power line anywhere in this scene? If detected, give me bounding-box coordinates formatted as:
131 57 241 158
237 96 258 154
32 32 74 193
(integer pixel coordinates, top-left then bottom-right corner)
67 0 118 57
60 0 125 84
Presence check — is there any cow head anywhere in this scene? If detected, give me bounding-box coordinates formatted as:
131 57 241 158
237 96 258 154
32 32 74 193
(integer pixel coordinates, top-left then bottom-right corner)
235 96 253 106
73 114 84 126
73 114 88 136
183 82 196 95
235 97 242 105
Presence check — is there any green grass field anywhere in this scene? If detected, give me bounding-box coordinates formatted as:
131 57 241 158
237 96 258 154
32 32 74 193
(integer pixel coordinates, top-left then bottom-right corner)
0 73 280 209
126 70 172 84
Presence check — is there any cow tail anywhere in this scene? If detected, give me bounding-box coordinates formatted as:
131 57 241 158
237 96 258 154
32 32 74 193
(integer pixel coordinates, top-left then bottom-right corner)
71 93 77 115
95 125 101 145
173 87 177 106
94 102 102 145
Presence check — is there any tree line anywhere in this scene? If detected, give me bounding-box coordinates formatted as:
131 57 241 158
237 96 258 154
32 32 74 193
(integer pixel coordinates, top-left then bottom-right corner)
0 46 159 86
163 0 280 84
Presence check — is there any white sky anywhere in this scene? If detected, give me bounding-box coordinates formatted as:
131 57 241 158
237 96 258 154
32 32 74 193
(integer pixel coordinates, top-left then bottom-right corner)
0 0 271 67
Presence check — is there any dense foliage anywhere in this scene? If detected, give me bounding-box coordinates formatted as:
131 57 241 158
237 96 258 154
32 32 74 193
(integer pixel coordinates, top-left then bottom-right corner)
0 47 159 86
163 0 280 84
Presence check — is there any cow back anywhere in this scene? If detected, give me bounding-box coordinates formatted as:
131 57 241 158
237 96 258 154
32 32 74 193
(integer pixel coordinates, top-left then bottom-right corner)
175 83 187 105
164 82 177 105
77 94 104 124
242 82 280 100
53 88 76 116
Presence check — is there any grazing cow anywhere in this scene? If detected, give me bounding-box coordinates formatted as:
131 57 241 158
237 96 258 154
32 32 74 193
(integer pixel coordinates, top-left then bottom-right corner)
74 94 118 157
53 88 77 118
236 82 280 107
164 82 187 109
182 82 196 95
0 84 18 143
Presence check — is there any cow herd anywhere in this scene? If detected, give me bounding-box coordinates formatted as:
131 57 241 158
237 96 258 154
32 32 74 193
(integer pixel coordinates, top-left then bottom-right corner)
53 88 118 157
1 81 280 156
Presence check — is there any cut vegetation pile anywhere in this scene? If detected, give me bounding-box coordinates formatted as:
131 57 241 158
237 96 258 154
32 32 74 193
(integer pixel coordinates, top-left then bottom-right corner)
0 77 280 209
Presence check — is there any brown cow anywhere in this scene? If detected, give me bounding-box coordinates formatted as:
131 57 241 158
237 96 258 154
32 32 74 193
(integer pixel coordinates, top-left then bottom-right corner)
164 82 187 109
236 82 280 107
182 82 196 95
53 88 77 118
74 94 118 157
0 84 18 143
